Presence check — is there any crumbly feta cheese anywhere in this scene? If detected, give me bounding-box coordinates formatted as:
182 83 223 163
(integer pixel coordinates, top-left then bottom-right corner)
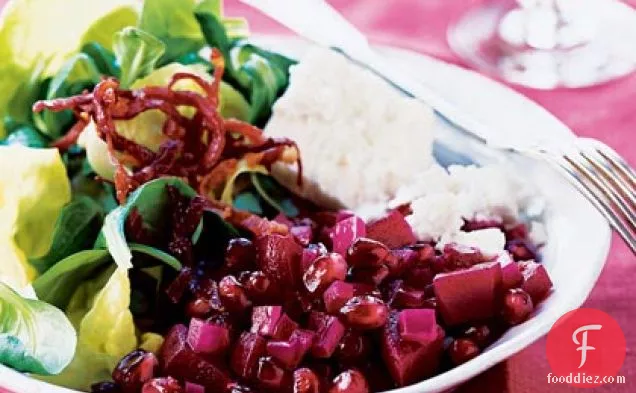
265 48 435 209
437 228 507 256
406 192 464 241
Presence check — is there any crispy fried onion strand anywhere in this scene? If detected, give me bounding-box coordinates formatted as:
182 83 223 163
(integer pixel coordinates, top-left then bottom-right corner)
33 49 299 236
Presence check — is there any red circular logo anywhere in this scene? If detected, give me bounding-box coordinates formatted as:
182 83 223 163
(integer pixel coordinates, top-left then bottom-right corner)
546 308 626 387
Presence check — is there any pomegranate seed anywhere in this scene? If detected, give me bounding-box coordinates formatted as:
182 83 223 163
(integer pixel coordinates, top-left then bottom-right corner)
186 298 213 319
350 265 390 286
219 275 252 311
293 368 320 393
502 288 534 325
329 369 370 393
240 271 277 301
335 330 372 365
256 356 287 389
339 296 389 330
141 377 183 393
345 238 389 268
226 382 254 393
112 350 158 393
448 338 480 365
225 238 256 272
303 253 348 294
463 325 492 348
90 382 121 393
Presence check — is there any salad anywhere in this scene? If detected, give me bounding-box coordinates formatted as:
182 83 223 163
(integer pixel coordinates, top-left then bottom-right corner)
0 1 553 393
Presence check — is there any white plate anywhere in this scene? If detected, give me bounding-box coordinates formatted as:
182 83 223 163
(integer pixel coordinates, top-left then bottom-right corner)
0 36 611 393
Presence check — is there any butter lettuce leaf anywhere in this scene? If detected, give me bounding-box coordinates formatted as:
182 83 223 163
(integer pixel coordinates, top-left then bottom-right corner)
0 282 76 375
0 0 139 137
39 266 137 391
0 146 70 289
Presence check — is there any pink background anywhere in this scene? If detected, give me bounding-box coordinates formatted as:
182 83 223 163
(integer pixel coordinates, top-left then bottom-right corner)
0 0 634 392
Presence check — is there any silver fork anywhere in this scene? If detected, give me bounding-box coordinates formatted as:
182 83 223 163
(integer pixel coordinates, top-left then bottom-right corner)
241 0 636 254
540 139 636 253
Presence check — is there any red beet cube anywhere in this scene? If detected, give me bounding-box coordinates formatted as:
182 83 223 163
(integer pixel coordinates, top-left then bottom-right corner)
230 332 267 379
251 306 283 337
501 262 523 290
398 309 438 345
308 312 345 358
159 325 230 391
266 329 313 369
187 318 230 355
366 210 417 248
323 281 355 314
292 225 314 246
256 356 289 390
433 261 503 326
272 313 299 340
256 234 303 286
519 261 552 302
381 311 444 386
329 216 366 256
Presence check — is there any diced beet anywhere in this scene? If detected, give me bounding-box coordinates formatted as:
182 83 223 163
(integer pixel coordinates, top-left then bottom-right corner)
323 281 355 314
350 265 390 286
274 213 294 228
387 280 428 309
309 312 346 358
159 325 230 391
329 216 366 256
441 243 486 270
345 238 389 269
272 313 299 340
230 332 267 379
506 239 539 261
303 253 348 294
224 238 256 273
187 318 230 355
365 210 417 248
519 261 552 302
218 275 251 312
291 225 314 246
251 306 283 337
505 223 528 241
165 268 192 304
256 357 289 390
501 262 523 290
301 243 328 273
256 233 303 286
404 265 434 289
266 340 299 369
381 311 444 386
433 262 503 326
185 382 205 393
398 309 438 345
291 329 315 354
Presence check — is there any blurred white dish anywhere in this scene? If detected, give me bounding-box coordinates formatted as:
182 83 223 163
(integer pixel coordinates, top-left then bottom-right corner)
0 36 611 393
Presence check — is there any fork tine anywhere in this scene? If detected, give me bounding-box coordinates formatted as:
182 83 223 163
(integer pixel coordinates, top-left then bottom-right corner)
582 139 636 189
544 154 636 254
567 152 636 225
578 148 636 211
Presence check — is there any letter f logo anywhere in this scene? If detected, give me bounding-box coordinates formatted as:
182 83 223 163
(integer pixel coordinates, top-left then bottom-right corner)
572 324 602 368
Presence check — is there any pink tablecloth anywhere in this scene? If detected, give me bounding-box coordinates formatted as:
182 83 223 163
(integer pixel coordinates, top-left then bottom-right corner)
0 1 633 392
222 1 636 392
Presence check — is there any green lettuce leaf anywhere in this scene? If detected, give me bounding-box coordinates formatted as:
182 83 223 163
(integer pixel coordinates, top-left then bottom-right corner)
0 0 140 137
0 282 76 375
98 177 198 269
0 146 71 289
29 196 104 274
36 53 102 138
39 267 137 391
114 27 166 89
80 5 139 50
